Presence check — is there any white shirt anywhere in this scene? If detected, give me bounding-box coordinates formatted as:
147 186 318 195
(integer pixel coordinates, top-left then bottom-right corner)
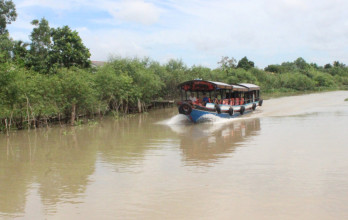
189 96 197 102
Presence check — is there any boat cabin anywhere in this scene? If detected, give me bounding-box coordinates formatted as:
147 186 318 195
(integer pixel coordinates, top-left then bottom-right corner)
178 80 261 106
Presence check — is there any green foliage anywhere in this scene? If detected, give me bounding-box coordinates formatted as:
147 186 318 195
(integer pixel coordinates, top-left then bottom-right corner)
226 68 258 85
12 40 29 66
324 63 332 69
237 56 254 70
154 59 188 98
265 57 311 74
264 64 283 73
294 57 310 71
218 56 237 74
50 26 91 69
0 33 13 62
188 65 213 80
333 61 345 68
279 73 315 91
57 68 97 114
0 0 17 34
95 63 135 112
27 18 51 73
312 72 335 88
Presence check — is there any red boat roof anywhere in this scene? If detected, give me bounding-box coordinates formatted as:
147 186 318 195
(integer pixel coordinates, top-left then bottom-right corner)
178 80 258 92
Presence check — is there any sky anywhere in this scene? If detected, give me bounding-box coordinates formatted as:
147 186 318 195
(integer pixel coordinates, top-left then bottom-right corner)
7 0 348 68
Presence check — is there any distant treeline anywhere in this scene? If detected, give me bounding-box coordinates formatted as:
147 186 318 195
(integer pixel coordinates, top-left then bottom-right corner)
1 0 348 131
1 56 348 131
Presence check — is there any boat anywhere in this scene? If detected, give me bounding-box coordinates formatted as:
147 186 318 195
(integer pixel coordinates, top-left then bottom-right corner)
177 79 263 122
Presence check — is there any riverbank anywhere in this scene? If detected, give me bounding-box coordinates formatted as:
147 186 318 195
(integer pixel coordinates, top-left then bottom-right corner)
1 57 348 133
1 89 347 135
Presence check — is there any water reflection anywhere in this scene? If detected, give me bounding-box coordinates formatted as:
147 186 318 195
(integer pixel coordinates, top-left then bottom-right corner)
95 112 177 171
0 109 177 217
0 108 262 218
0 137 29 217
169 118 261 166
0 128 97 217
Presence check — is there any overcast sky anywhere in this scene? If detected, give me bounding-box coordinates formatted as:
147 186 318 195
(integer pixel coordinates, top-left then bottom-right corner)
7 0 348 68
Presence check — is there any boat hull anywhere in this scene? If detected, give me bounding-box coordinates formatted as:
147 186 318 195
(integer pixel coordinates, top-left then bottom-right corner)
182 102 260 123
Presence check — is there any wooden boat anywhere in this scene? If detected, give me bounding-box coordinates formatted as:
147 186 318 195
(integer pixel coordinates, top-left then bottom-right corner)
177 79 263 122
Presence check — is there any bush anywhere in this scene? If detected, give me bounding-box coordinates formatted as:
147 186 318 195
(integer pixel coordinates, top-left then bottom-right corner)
313 72 335 88
280 72 315 90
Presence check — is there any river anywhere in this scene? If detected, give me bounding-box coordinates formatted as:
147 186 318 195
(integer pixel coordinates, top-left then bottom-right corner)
1 91 348 219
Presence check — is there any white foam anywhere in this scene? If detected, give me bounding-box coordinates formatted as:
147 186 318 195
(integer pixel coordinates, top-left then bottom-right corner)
161 91 348 128
157 114 191 125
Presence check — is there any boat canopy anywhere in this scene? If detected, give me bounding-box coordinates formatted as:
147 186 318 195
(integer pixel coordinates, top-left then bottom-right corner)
178 80 233 91
238 83 260 91
231 84 248 92
178 80 255 92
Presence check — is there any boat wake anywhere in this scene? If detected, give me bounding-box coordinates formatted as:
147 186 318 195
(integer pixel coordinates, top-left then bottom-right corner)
159 91 348 137
163 91 348 124
157 114 191 125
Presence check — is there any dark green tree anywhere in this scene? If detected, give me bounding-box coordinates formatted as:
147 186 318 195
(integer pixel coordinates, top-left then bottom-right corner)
310 62 319 69
0 0 17 34
294 57 309 70
49 26 91 69
0 0 16 62
280 61 297 72
333 61 345 68
0 33 12 62
324 63 332 69
12 40 29 65
164 59 188 98
28 18 51 72
264 64 282 73
237 56 254 70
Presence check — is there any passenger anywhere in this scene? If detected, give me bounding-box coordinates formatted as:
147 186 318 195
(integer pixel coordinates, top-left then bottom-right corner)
212 98 218 104
196 98 202 106
189 93 197 103
202 93 209 105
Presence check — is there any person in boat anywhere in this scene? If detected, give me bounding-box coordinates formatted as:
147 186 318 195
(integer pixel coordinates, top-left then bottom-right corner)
202 93 209 105
189 93 197 103
212 97 219 104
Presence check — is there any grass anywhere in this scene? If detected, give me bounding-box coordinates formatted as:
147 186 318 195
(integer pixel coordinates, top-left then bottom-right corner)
345 98 348 101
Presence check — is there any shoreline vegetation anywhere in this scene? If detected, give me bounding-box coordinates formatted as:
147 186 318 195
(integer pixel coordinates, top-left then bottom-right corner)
1 57 347 134
1 1 348 133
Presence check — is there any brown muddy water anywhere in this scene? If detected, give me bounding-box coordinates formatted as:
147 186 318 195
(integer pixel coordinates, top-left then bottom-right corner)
1 91 348 220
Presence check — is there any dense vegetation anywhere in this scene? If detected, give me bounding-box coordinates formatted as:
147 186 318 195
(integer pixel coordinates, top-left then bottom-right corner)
1 0 348 132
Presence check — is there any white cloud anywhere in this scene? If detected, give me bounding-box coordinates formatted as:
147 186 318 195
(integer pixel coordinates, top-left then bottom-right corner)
16 0 163 25
9 0 348 67
110 0 163 25
79 28 149 61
